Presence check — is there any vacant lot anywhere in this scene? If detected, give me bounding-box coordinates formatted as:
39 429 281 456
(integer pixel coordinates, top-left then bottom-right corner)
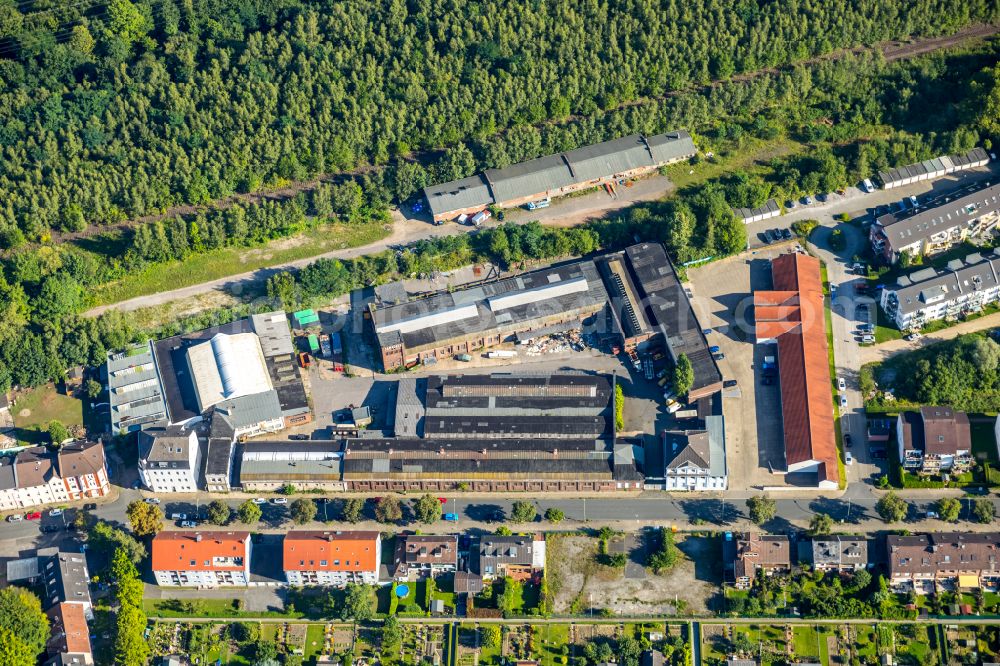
546 532 719 616
12 384 84 445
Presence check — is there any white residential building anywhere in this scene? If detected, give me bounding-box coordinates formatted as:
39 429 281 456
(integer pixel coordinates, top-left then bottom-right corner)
661 415 728 491
151 531 252 587
283 531 381 587
0 442 110 511
138 425 201 493
880 252 1000 331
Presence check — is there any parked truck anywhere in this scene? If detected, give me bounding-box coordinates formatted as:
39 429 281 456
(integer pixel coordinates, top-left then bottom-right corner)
307 334 320 354
319 335 332 358
485 350 517 359
470 210 491 226
762 355 777 370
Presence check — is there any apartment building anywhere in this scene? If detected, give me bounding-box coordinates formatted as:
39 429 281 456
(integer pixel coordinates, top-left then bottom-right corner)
897 407 972 475
0 441 109 511
870 181 1000 263
391 535 458 581
473 535 546 582
879 252 1000 331
138 425 201 493
151 531 252 587
811 537 869 572
44 602 94 666
283 531 381 587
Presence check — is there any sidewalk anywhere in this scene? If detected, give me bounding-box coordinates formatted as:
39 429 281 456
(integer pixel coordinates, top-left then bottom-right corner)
861 310 1000 364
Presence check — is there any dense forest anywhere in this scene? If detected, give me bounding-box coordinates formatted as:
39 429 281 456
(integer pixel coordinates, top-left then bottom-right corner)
0 0 996 244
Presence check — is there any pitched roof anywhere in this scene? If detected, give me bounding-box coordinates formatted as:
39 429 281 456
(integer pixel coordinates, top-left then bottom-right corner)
663 430 711 471
14 446 57 487
453 571 485 594
283 531 380 573
138 426 196 467
393 535 458 576
887 532 1000 577
876 180 1000 253
38 548 92 609
754 253 838 485
918 406 971 455
886 252 1000 315
46 602 92 657
151 531 250 572
57 441 106 479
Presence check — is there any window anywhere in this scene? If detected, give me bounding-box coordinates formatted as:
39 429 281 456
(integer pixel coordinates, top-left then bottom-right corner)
321 560 327 566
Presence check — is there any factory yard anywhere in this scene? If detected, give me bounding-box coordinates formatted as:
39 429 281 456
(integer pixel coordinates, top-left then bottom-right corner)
545 532 720 616
686 245 805 490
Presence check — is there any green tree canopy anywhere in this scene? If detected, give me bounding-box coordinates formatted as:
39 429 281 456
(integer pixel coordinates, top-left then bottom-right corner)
413 493 443 524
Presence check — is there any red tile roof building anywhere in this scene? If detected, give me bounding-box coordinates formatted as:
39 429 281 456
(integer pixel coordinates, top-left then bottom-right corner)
151 531 251 587
45 602 94 665
283 531 381 586
754 253 839 488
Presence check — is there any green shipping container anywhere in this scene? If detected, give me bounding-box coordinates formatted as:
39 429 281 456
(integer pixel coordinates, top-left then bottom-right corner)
292 309 320 327
307 334 320 353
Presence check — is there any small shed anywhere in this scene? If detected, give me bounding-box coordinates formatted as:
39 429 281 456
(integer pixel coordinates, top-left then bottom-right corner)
430 599 445 614
292 309 320 328
64 366 84 394
351 406 372 428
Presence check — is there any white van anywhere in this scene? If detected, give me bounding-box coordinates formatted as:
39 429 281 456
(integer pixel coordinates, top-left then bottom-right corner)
862 178 875 193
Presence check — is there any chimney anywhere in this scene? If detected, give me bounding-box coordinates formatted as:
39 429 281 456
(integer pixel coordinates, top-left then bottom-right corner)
195 534 202 542
327 534 334 542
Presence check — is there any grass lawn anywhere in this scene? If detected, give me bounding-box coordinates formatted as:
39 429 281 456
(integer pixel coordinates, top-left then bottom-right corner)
662 136 803 189
393 580 426 615
972 420 999 463
85 218 390 307
431 576 457 611
792 626 825 663
304 624 326 662
530 624 570 666
874 302 905 343
12 384 83 445
459 624 501 665
144 598 303 619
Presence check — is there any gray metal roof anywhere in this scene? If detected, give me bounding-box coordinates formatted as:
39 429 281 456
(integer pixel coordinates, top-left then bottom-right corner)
885 251 1000 315
250 311 295 357
424 131 695 217
734 198 780 221
6 556 38 581
38 548 91 609
876 182 1000 253
213 390 283 430
393 377 424 438
138 425 196 468
423 174 493 217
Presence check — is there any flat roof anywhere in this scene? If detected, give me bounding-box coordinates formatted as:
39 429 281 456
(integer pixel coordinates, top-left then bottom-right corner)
622 243 722 397
373 258 609 352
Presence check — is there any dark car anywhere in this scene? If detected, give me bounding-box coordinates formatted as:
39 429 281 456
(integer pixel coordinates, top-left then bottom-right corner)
758 232 770 244
780 228 792 240
723 379 738 388
40 525 59 533
764 229 777 243
712 352 725 361
488 509 505 523
289 434 310 441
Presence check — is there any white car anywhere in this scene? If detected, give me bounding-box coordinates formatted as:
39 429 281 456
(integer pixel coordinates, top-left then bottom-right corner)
48 508 63 517
179 521 197 528
251 498 267 505
845 452 853 466
837 377 846 391
840 395 848 408
6 514 22 522
270 498 288 505
144 498 161 504
927 511 939 519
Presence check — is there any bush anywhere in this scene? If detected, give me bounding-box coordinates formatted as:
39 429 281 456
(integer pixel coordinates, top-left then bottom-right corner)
791 219 819 238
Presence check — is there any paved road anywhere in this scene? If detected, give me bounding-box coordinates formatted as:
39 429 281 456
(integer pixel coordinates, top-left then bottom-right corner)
4 487 998 548
84 176 673 317
860 309 1000 364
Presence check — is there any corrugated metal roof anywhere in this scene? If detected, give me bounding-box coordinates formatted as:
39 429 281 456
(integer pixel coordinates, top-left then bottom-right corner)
423 174 494 217
487 276 589 311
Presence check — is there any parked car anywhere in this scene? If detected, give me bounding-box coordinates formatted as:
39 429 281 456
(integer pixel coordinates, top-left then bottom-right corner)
926 511 939 519
251 498 267 505
169 513 187 521
723 379 738 388
837 377 846 391
764 229 776 243
271 498 288 505
443 513 459 522
179 521 197 528
803 196 813 205
7 514 22 522
709 345 721 354
145 498 161 504
289 434 310 441
780 228 792 240
41 525 59 533
905 332 922 341
845 452 853 466
48 508 63 517
712 352 725 361
840 395 848 408
25 512 42 521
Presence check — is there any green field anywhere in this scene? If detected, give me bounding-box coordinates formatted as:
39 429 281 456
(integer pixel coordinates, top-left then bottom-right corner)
86 218 390 307
11 385 84 445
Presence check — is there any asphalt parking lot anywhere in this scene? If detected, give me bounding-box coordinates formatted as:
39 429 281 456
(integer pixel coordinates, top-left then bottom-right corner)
686 245 805 490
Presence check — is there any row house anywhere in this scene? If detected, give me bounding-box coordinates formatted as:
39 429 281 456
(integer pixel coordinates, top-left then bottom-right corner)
887 532 1000 593
151 531 252 587
283 531 381 587
811 536 869 572
897 407 973 476
0 441 109 511
473 535 546 582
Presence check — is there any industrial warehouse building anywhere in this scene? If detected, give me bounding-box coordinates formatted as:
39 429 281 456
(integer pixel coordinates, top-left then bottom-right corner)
423 131 696 222
108 311 312 439
754 253 839 489
870 182 1000 263
371 243 722 400
371 258 610 371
